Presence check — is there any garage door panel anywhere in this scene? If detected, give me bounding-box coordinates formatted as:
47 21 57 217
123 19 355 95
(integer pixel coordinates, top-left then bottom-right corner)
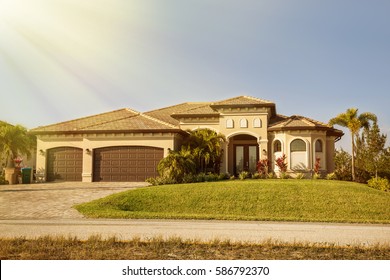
93 146 163 182
47 147 83 182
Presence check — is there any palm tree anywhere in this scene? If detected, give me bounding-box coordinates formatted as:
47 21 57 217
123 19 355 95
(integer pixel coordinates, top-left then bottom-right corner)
183 128 226 173
157 148 196 183
0 123 36 168
329 108 377 181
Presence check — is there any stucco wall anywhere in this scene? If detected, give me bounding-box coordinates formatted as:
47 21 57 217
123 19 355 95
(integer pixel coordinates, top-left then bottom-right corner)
269 130 331 174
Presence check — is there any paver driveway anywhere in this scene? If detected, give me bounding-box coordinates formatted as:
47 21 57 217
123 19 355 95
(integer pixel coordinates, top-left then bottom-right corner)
0 182 148 219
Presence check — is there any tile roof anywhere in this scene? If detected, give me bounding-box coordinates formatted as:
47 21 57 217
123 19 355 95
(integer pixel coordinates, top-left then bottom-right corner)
211 96 274 106
31 108 178 133
31 96 342 138
269 115 344 136
144 102 211 125
171 104 219 118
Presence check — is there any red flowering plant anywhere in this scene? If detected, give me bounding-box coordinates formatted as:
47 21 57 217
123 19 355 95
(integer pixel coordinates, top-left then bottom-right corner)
314 157 321 174
257 158 270 177
13 157 23 168
313 157 321 179
275 154 288 174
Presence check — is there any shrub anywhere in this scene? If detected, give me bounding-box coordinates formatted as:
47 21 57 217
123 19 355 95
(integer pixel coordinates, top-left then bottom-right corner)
312 173 321 180
252 172 261 179
280 172 290 179
195 173 206 182
326 173 337 180
267 172 276 179
0 175 8 185
182 174 196 184
239 171 250 180
145 176 176 186
367 177 390 192
296 173 305 179
204 173 219 182
218 173 230 181
334 149 352 181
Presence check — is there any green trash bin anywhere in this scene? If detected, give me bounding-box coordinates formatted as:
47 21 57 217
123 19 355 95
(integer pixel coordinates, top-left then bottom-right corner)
21 168 33 184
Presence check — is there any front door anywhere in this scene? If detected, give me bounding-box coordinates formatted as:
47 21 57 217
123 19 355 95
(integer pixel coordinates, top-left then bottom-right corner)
234 145 258 174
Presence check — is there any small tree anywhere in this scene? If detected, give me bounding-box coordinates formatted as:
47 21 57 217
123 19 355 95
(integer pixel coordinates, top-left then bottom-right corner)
355 123 389 181
334 149 352 181
257 159 270 177
0 123 36 168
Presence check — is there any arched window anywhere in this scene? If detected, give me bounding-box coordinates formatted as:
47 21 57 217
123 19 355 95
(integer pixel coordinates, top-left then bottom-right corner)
315 140 323 152
253 118 262 128
291 139 306 152
274 140 282 152
226 119 234 129
290 139 307 170
240 118 248 128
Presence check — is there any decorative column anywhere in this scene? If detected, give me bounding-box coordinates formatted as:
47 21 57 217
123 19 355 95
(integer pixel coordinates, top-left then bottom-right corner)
224 140 230 174
258 139 269 160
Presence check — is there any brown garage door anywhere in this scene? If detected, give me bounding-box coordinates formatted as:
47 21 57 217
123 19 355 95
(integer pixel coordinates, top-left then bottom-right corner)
47 147 83 181
93 146 164 182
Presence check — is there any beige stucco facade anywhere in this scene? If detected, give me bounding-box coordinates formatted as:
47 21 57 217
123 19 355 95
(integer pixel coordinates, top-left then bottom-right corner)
32 96 343 182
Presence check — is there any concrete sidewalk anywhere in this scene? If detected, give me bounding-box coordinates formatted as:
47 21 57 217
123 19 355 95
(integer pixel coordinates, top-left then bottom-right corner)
0 219 389 246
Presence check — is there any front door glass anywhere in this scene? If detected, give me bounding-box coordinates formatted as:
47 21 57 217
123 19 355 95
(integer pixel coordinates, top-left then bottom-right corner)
235 146 244 174
248 146 257 173
235 145 258 174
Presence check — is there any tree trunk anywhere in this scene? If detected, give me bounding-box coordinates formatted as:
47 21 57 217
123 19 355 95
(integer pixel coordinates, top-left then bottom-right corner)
351 133 356 181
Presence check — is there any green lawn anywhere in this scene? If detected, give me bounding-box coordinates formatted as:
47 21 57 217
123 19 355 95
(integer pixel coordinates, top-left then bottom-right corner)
75 180 390 223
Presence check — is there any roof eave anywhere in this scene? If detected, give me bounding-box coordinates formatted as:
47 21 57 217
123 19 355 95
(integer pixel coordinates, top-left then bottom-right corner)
171 113 220 119
31 128 186 136
268 126 343 134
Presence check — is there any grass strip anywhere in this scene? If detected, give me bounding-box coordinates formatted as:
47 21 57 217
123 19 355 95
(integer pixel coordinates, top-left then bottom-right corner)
1 235 389 260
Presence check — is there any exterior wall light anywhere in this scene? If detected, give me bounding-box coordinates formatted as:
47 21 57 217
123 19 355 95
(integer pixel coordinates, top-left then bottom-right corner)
39 149 45 156
86 148 91 155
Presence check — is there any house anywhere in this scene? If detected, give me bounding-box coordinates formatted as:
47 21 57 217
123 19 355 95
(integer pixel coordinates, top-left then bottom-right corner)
31 96 343 182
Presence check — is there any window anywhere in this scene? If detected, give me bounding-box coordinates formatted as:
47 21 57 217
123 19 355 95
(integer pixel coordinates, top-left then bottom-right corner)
290 139 307 170
240 118 248 128
253 118 262 128
315 140 323 152
274 140 282 152
226 119 234 128
291 139 306 152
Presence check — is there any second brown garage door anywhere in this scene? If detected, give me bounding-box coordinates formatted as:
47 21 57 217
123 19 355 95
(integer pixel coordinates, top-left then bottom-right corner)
93 146 164 182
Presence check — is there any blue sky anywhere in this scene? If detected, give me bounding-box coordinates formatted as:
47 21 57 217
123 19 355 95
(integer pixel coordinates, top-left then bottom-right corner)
1 0 389 152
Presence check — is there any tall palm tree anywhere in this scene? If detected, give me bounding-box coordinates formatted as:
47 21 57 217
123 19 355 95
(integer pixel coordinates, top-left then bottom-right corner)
329 108 377 181
0 123 36 168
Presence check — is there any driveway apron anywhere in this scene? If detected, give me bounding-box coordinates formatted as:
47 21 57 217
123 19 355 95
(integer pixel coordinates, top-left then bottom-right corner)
0 182 148 219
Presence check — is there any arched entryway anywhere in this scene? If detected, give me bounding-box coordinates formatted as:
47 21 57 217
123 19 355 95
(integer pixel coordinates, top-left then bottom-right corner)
229 134 259 175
